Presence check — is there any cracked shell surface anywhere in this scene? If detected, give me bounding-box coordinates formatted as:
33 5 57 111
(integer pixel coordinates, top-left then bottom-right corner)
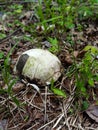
15 49 61 84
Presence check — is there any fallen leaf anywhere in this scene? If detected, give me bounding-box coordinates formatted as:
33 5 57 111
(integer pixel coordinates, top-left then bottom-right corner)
73 51 79 58
12 82 25 92
62 78 72 93
86 104 98 123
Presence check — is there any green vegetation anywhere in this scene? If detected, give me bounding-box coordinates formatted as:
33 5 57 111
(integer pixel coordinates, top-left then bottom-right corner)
75 46 98 97
65 45 98 99
0 0 98 110
50 79 66 98
48 37 59 53
0 0 98 129
0 43 20 106
36 0 98 30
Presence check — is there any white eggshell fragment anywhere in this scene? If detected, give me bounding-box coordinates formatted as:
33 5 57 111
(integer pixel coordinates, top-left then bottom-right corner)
15 49 61 84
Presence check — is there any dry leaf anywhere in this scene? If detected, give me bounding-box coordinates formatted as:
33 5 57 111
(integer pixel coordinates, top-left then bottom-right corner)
86 104 98 123
12 82 25 92
73 51 79 58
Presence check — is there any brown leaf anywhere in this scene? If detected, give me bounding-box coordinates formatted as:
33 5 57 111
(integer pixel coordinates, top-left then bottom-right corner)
78 50 86 58
86 104 98 123
12 82 25 92
65 55 73 64
73 51 79 58
62 78 72 93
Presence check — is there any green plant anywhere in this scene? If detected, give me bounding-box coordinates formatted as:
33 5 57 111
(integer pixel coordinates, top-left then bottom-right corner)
66 46 98 98
82 101 89 111
35 0 98 34
78 0 98 20
48 37 60 53
0 42 20 106
10 4 23 15
36 0 76 31
50 79 66 98
75 46 98 97
66 34 75 46
0 33 6 39
0 51 4 59
78 47 97 86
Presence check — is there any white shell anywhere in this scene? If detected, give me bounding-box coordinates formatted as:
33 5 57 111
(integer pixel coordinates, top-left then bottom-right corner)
15 49 61 84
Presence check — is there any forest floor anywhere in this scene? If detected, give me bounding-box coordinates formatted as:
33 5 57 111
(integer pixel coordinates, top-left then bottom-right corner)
0 1 98 130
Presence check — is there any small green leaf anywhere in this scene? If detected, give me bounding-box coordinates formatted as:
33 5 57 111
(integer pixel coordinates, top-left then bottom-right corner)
15 9 22 13
48 37 59 53
82 101 89 110
51 87 66 98
0 33 6 39
0 89 7 94
12 96 20 106
8 79 17 94
80 86 86 93
88 79 94 86
84 45 93 51
84 45 98 54
50 79 66 98
0 52 4 59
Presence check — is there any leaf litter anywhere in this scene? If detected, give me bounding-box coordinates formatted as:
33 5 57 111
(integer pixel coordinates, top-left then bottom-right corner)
0 1 98 130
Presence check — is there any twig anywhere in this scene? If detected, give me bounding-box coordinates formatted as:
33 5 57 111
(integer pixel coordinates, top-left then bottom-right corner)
44 86 48 123
0 27 21 44
25 99 43 111
52 113 64 128
38 114 62 130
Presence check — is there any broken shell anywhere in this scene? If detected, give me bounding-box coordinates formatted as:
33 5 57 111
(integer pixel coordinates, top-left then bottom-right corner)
14 49 61 84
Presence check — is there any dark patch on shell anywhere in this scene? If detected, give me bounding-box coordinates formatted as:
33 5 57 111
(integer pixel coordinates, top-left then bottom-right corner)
16 54 29 74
